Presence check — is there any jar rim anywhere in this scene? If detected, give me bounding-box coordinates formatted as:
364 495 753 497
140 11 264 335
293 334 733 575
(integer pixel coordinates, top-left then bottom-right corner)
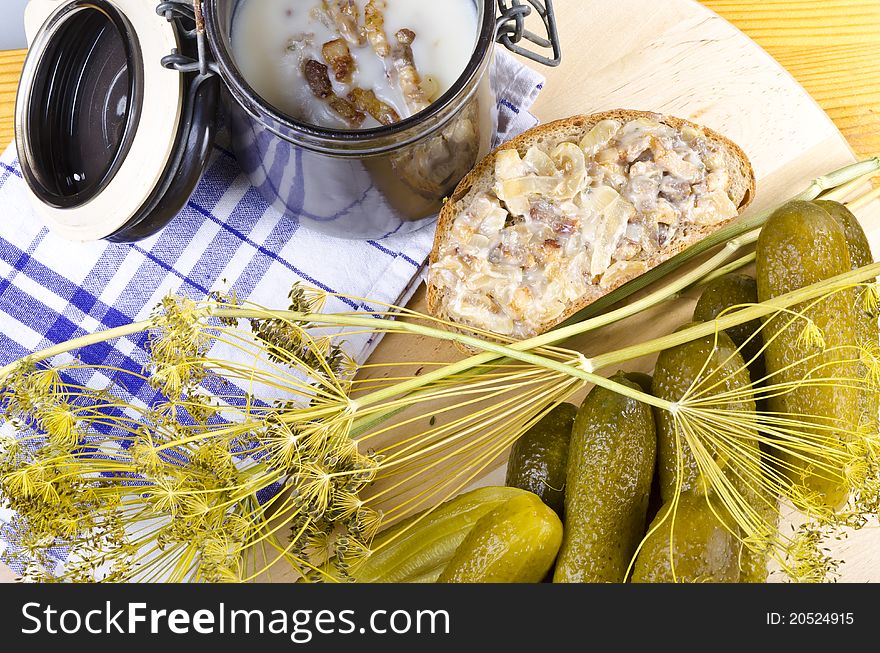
15 0 187 242
17 0 144 209
204 0 496 151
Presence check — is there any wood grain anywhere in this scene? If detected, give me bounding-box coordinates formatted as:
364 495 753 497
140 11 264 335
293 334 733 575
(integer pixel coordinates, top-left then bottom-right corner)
702 0 880 158
0 48 24 148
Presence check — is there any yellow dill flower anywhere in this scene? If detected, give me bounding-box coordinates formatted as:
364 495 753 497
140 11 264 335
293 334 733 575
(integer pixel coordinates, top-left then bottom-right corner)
30 367 62 396
149 363 188 399
859 343 880 389
264 422 304 473
303 530 335 567
35 478 61 505
223 514 252 544
298 464 334 517
147 478 185 515
130 437 166 477
0 433 19 462
352 507 383 543
330 492 363 522
192 441 238 486
335 535 371 571
200 535 244 584
183 493 215 519
41 403 79 451
4 464 43 499
796 319 826 351
861 282 880 317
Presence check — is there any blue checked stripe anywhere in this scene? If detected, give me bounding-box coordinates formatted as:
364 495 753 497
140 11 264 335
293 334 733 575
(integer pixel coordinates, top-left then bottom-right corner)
129 244 212 296
367 240 422 269
0 161 21 178
187 199 361 310
499 98 521 114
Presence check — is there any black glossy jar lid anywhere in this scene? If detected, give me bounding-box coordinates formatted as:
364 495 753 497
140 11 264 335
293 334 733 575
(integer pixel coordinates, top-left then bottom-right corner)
15 0 218 242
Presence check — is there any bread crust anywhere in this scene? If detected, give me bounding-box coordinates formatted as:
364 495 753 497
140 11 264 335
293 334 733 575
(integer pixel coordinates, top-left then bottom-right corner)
426 110 756 338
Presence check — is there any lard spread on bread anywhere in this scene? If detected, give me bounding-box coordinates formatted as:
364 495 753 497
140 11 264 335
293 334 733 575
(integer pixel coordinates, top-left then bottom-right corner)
427 112 754 339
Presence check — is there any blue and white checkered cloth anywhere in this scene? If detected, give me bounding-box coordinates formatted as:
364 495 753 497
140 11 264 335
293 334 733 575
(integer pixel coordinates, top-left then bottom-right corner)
0 49 544 570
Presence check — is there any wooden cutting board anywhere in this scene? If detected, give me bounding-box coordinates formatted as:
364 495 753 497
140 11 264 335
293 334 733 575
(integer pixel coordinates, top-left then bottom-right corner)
363 0 880 582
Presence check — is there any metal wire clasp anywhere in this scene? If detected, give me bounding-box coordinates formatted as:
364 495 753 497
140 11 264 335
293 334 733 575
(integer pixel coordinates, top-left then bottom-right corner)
156 0 219 78
496 0 562 67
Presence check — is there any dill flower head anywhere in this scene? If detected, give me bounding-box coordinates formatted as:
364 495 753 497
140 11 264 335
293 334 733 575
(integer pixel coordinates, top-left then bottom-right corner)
644 291 880 582
861 282 880 317
148 296 212 400
0 286 388 582
250 285 352 380
785 522 841 583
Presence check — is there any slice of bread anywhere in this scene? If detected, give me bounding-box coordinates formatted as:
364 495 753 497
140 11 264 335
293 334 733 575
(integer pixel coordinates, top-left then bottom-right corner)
426 109 756 340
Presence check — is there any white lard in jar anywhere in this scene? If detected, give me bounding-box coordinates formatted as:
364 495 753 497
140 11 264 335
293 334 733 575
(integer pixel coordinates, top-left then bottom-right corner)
231 0 480 129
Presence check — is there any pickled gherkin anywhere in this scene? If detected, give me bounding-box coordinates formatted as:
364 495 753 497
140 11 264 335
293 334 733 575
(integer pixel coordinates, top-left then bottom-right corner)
693 273 766 385
505 403 576 516
813 200 879 435
652 328 758 500
815 200 874 270
353 486 528 583
652 327 770 581
632 495 740 583
756 201 859 510
553 373 656 583
622 371 655 393
438 493 563 583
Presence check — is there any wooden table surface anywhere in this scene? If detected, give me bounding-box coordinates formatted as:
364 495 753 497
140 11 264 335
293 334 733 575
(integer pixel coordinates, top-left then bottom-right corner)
1 0 878 157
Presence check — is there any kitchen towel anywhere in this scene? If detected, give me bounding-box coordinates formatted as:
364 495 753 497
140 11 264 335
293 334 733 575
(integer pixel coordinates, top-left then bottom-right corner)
0 48 544 571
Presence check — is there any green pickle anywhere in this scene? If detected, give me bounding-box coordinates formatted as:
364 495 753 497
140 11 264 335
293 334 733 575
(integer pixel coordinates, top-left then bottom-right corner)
622 371 655 393
814 200 879 434
693 273 766 384
353 486 528 583
814 200 874 270
438 493 563 583
756 200 859 510
632 495 740 583
505 403 577 516
652 327 770 581
553 373 656 583
652 328 758 500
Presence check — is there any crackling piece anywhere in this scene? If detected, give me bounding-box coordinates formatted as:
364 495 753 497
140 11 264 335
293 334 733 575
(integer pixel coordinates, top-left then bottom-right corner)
364 0 391 58
322 38 357 83
303 59 366 128
324 0 366 46
392 29 431 113
349 88 401 125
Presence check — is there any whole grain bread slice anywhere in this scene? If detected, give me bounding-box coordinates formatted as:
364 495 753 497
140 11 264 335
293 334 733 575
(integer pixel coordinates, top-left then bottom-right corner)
426 109 756 339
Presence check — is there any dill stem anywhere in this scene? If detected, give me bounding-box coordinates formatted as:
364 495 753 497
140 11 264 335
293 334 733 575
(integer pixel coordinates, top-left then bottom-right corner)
210 308 674 411
0 319 152 382
849 184 880 212
590 261 880 370
820 168 878 203
693 252 757 289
